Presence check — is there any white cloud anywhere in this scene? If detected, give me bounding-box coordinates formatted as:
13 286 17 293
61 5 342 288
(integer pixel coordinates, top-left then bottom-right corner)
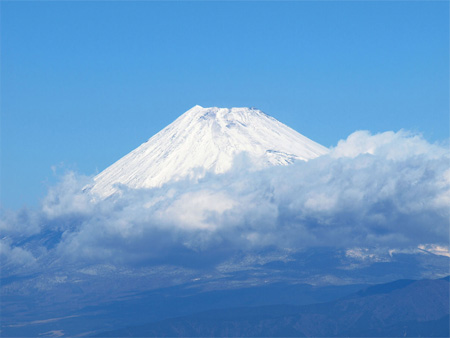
418 244 450 257
0 238 36 270
161 190 236 230
1 130 449 271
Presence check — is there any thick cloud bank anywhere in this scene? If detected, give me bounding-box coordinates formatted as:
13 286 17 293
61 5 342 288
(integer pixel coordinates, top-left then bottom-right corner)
1 130 449 272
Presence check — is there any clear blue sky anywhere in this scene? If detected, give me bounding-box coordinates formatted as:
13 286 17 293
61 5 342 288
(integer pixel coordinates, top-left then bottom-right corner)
1 1 448 209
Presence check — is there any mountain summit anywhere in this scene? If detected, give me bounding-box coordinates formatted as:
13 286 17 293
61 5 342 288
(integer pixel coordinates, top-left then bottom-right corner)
91 106 329 197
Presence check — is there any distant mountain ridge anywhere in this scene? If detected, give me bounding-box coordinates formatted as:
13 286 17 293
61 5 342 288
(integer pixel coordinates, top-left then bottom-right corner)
89 106 328 197
3 246 448 337
98 276 450 337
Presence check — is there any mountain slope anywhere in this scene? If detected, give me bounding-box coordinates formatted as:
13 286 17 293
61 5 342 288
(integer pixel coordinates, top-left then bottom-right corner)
90 106 328 197
98 277 450 337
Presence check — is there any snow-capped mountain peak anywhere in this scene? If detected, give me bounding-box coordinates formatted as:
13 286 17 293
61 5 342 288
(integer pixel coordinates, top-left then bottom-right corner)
90 106 329 197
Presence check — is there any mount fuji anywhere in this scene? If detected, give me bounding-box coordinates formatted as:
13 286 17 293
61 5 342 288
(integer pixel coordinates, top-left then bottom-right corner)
3 106 449 338
90 105 329 197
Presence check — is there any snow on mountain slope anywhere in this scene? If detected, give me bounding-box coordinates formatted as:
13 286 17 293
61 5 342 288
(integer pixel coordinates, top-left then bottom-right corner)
90 106 329 198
